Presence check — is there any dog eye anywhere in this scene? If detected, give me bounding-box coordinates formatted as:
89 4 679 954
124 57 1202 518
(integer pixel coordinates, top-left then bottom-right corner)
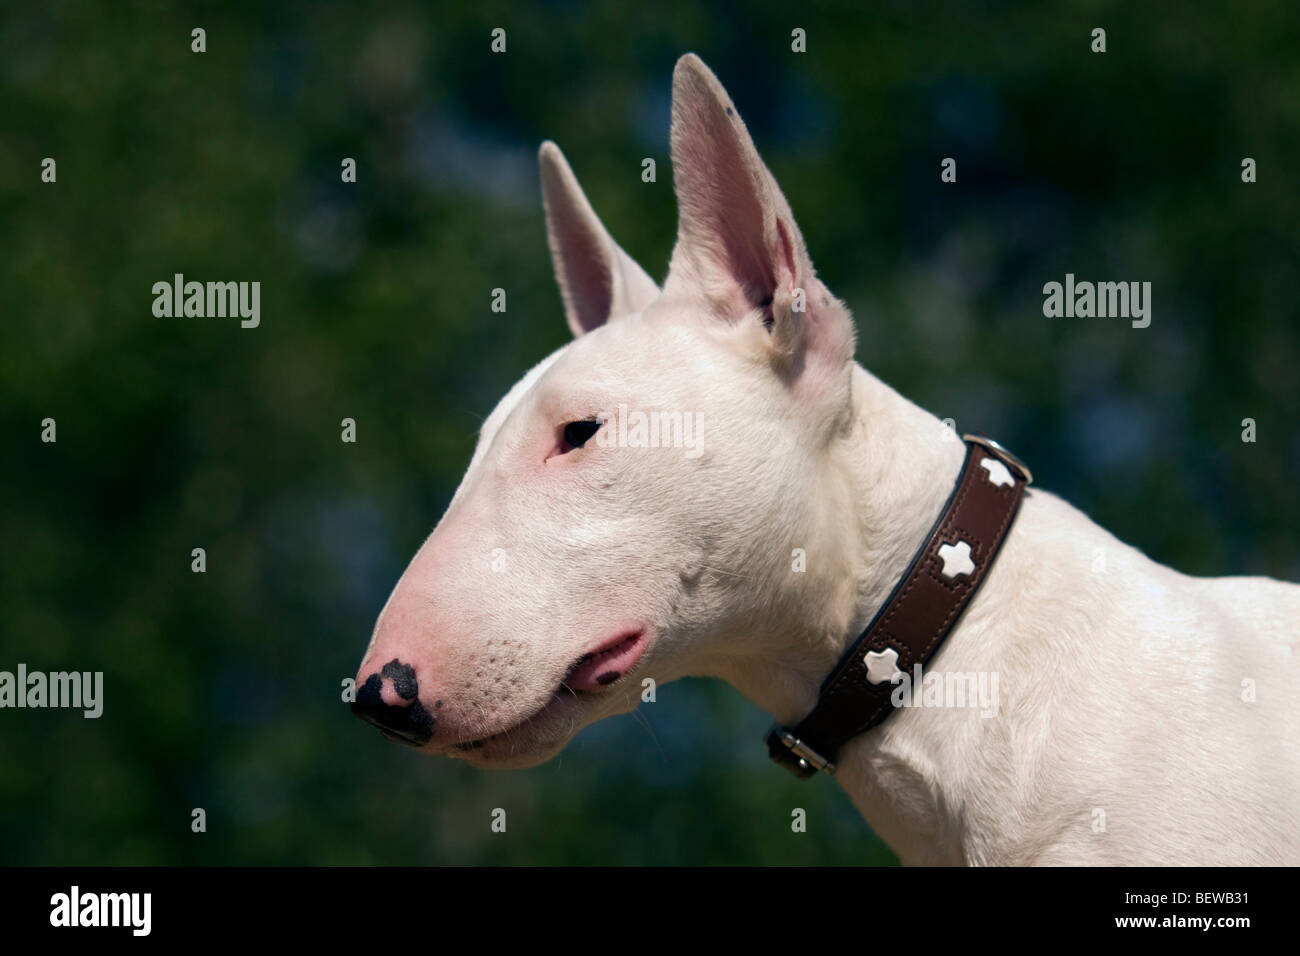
562 420 602 450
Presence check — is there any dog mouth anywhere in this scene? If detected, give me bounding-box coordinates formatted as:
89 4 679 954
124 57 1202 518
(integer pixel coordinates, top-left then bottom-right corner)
451 628 648 753
563 628 647 691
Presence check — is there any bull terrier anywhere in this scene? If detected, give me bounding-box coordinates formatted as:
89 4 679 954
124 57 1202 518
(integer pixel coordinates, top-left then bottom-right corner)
352 54 1300 865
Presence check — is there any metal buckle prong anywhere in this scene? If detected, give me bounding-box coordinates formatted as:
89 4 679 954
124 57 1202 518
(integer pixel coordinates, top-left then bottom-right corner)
771 727 837 776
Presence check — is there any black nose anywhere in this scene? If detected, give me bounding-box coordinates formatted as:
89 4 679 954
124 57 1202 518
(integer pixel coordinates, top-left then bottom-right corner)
351 663 435 747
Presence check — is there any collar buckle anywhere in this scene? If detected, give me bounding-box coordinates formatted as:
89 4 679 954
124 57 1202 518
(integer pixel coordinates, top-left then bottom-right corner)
766 726 837 778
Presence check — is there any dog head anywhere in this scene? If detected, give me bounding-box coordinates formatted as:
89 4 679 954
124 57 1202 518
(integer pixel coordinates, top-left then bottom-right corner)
352 54 857 767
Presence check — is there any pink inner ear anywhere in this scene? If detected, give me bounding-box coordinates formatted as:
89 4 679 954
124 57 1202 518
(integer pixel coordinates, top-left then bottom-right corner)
552 211 613 334
775 218 798 290
663 56 855 371
675 122 775 310
667 57 816 318
541 143 662 335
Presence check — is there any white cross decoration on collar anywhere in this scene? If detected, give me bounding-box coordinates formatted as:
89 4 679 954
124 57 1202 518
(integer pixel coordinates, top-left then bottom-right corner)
863 646 903 685
938 540 976 579
980 456 1015 488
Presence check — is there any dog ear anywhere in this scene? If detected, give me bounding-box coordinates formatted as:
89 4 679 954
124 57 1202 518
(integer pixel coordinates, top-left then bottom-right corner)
664 54 852 369
539 141 660 337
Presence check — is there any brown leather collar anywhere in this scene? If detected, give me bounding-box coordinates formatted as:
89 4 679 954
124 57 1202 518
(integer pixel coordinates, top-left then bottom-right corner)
767 434 1032 778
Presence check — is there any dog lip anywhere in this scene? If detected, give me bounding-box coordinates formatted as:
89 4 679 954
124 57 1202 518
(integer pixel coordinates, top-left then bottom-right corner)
573 627 644 663
563 628 648 692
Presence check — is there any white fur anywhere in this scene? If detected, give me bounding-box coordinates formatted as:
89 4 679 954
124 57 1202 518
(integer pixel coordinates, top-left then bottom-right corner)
357 54 1300 865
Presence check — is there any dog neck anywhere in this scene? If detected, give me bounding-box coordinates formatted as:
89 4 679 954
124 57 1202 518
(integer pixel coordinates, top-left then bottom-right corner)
714 363 1021 864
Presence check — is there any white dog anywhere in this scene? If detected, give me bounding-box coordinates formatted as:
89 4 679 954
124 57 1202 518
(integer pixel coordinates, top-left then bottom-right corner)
353 54 1300 865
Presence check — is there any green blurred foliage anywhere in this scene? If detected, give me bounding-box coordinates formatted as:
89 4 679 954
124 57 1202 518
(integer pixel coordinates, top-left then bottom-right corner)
0 0 1296 864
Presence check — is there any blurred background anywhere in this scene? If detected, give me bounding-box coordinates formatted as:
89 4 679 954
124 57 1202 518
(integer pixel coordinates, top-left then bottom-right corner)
1 0 1297 865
